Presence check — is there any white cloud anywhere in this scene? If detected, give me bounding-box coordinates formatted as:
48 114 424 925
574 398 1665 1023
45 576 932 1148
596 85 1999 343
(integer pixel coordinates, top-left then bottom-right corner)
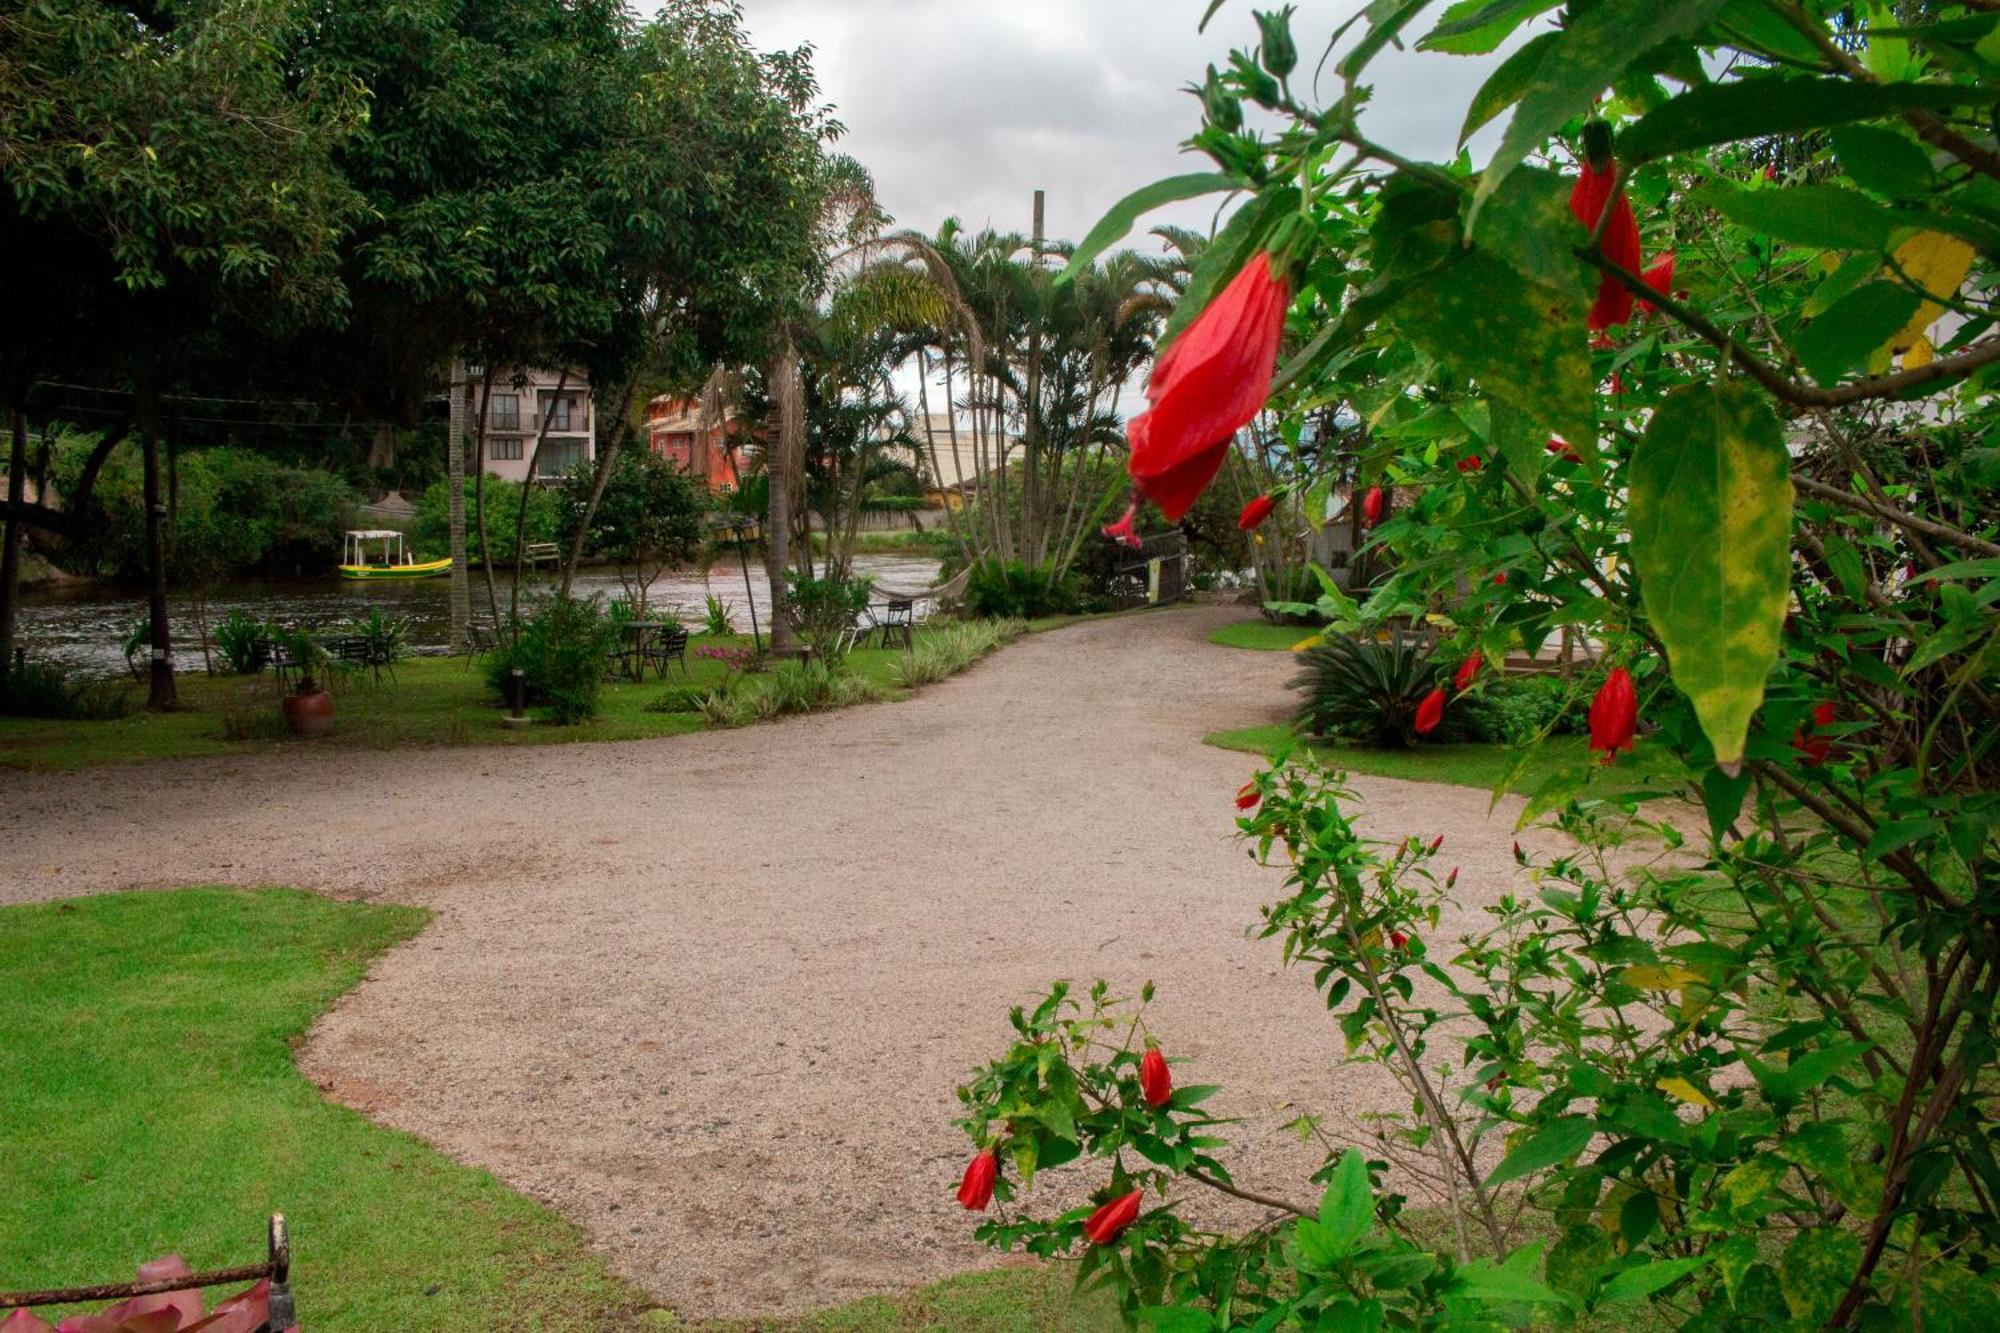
737 1 1519 248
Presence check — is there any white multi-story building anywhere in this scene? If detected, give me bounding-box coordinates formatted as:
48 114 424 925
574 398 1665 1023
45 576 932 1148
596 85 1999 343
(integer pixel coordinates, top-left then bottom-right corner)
447 362 595 484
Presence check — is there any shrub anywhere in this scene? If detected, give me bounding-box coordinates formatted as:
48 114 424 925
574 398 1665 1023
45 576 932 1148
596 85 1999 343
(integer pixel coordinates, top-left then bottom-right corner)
413 476 564 567
890 619 1022 688
1437 671 1588 745
964 560 1082 619
646 683 711 714
340 608 409 672
702 595 737 637
0 659 137 720
484 596 613 724
785 571 872 664
1289 632 1442 747
213 610 273 675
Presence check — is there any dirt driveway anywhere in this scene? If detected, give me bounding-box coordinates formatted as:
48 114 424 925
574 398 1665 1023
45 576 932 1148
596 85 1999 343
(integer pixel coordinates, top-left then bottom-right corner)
0 607 1554 1318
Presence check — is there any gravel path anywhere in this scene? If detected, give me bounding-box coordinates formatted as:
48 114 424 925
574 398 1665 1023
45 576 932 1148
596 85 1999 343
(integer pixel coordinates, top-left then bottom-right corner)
0 607 1558 1319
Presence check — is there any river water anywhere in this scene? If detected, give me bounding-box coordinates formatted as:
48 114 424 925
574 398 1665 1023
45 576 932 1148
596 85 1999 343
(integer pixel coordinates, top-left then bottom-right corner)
18 554 942 678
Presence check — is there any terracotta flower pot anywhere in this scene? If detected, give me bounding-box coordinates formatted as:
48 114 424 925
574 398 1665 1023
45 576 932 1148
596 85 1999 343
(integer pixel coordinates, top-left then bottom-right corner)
283 689 334 736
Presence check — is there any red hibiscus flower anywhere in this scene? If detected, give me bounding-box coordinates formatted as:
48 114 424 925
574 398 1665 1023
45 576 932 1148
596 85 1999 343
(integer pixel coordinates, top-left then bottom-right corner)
1084 1189 1145 1245
1140 1048 1172 1107
1492 571 1509 586
1546 436 1580 462
1570 132 1643 330
1238 493 1276 530
1792 701 1836 766
1127 252 1289 520
1362 486 1384 528
1454 656 1481 691
1589 667 1637 761
957 1150 998 1210
1414 687 1446 735
1100 501 1142 550
1389 931 1409 950
1456 453 1482 475
1639 251 1676 315
1235 780 1261 810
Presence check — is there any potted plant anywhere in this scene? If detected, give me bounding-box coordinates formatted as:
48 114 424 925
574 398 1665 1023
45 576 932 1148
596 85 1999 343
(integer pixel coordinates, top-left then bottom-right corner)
275 628 336 735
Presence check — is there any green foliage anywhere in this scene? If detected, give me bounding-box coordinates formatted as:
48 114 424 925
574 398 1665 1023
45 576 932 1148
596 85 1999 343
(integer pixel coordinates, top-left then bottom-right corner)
963 2 2000 1328
785 570 873 664
560 449 708 608
702 595 738 637
53 441 357 582
415 477 563 568
341 608 410 671
890 619 1023 687
966 561 1084 620
0 659 135 721
212 610 272 676
1289 633 1441 748
484 596 615 725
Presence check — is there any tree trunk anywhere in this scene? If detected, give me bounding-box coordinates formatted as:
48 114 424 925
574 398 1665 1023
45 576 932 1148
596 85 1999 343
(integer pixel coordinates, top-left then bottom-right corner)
0 404 27 691
448 380 472 653
560 378 639 599
510 368 569 624
138 395 175 711
470 368 501 630
766 337 800 653
366 421 396 473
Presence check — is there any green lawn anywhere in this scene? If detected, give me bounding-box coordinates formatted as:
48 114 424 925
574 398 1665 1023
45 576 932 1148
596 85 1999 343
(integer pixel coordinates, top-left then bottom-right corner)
1205 721 1603 797
0 887 1116 1332
0 628 986 773
1207 619 1317 652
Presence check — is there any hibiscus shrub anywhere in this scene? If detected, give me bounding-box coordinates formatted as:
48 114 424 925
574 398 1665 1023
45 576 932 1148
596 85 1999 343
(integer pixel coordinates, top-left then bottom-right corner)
959 3 1999 1329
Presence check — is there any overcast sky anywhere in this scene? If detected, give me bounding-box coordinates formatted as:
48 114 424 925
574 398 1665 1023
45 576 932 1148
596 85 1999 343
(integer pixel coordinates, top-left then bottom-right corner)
736 1 1518 247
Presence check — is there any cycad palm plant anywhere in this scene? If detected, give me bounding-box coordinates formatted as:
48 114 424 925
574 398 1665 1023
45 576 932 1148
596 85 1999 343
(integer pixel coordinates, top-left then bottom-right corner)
1289 631 1444 748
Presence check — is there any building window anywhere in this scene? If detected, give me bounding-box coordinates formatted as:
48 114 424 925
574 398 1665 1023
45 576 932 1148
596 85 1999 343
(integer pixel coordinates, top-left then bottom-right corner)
490 393 520 432
540 391 581 432
538 440 585 477
490 436 524 461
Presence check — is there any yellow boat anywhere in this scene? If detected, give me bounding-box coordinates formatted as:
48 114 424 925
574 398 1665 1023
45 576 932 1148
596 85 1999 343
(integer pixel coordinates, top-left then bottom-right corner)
338 530 453 580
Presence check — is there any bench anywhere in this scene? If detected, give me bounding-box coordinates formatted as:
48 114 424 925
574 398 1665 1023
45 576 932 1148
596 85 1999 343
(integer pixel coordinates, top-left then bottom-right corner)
523 542 561 569
0 1213 295 1331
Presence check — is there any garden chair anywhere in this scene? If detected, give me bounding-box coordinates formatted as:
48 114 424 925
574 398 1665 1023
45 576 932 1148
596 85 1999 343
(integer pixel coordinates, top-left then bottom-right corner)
874 599 915 651
460 619 499 668
0 1213 296 1331
836 605 877 657
642 624 690 678
268 641 303 692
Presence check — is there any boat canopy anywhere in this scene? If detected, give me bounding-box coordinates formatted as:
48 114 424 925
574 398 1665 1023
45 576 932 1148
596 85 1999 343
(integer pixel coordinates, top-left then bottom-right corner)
342 529 411 566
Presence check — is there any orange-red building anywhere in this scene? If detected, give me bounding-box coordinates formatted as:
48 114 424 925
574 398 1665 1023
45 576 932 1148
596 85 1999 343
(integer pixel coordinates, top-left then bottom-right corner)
646 395 752 493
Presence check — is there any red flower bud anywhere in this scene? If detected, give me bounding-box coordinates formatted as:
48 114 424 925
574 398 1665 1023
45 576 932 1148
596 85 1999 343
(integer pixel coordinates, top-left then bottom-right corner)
1083 1189 1145 1245
1362 486 1384 528
1456 453 1482 475
1389 931 1409 950
1237 493 1276 530
1429 835 1444 853
1546 436 1580 463
1570 157 1642 330
1446 866 1459 889
1235 780 1261 810
957 1150 997 1211
1140 1048 1172 1107
1100 502 1143 551
1492 571 1508 586
1454 655 1482 692
1639 251 1676 316
1414 687 1446 735
1513 840 1525 864
1589 667 1637 761
1127 252 1289 520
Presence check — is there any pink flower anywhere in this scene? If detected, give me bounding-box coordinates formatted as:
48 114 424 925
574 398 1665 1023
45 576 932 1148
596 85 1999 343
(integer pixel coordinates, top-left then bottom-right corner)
1100 502 1143 550
1127 253 1289 520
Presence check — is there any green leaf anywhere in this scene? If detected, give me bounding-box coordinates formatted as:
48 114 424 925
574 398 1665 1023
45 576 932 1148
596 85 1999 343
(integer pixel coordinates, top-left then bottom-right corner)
1477 164 1594 301
1319 1148 1375 1251
1155 187 1299 357
1469 0 1727 231
1545 1224 1613 1300
1384 249 1595 448
1779 1229 1862 1325
1600 1255 1710 1304
1340 0 1441 82
1421 0 1560 56
1459 30 1560 145
1137 1309 1216 1332
1792 281 1925 384
1701 765 1751 842
1455 1242 1570 1306
1484 398 1548 484
1487 1115 1596 1188
1620 74 1987 163
1059 173 1238 285
1629 381 1794 767
1831 124 1937 198
1694 181 1901 253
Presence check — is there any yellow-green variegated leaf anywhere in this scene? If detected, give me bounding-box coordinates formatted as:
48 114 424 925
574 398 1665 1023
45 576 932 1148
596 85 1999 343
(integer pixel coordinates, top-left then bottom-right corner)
1629 381 1794 768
